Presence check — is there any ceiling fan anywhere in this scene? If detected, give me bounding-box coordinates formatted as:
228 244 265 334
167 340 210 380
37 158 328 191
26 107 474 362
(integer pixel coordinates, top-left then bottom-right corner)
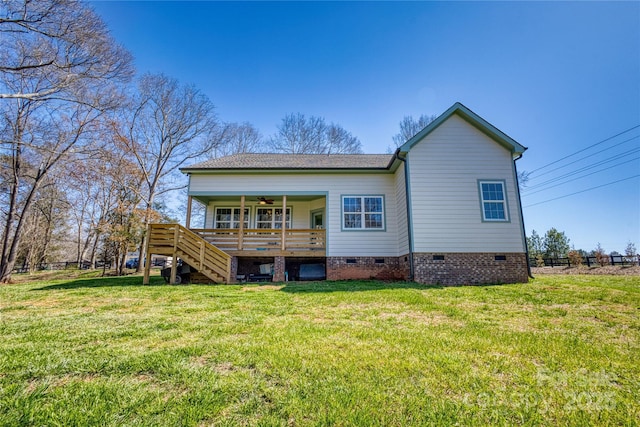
257 197 274 205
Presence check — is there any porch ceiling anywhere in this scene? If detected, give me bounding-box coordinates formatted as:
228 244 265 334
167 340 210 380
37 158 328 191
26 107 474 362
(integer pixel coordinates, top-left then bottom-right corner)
191 194 325 205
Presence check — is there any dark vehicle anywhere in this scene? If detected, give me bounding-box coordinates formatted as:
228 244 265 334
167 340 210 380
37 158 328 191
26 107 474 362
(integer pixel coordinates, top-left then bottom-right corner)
161 260 190 284
125 258 145 269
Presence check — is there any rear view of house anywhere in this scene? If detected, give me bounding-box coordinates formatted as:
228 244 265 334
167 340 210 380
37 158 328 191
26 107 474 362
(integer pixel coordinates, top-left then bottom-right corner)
144 102 529 286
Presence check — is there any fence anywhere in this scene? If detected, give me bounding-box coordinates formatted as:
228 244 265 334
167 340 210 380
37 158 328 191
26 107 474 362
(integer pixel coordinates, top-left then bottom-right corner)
13 260 112 274
529 254 640 268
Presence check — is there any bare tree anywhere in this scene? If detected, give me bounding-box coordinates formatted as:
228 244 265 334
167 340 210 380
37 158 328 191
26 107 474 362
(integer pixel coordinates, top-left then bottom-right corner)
392 114 437 148
268 113 362 154
15 172 69 272
119 73 221 272
0 0 133 282
216 121 263 156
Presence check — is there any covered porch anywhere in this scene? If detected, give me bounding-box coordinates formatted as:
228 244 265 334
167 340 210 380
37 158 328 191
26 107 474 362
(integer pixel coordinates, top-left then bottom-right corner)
185 193 327 257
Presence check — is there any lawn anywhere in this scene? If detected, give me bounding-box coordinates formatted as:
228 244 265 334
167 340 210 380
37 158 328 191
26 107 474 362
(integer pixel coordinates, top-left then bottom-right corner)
1 272 639 426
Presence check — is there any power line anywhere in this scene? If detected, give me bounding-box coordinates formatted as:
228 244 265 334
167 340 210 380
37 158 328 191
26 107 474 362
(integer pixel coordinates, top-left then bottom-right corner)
523 174 640 208
527 134 640 181
523 146 640 191
527 124 640 175
522 156 640 197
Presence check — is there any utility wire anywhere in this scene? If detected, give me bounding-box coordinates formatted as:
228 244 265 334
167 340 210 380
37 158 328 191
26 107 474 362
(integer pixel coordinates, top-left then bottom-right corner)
527 124 640 175
523 174 640 208
523 146 640 191
522 156 640 197
527 134 640 181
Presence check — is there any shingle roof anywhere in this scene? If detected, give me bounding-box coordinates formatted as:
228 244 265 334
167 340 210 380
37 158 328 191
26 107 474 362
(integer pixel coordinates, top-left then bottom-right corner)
182 153 395 171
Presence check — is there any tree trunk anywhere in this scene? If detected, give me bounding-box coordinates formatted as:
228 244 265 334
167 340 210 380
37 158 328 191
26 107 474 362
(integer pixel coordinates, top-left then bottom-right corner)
80 230 93 269
0 184 40 283
0 145 22 283
135 199 154 273
89 232 100 269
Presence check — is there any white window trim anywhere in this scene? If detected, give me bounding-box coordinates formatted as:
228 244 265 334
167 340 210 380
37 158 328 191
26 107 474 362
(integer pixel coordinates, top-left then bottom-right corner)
341 195 386 231
213 207 251 229
255 206 292 229
478 180 510 222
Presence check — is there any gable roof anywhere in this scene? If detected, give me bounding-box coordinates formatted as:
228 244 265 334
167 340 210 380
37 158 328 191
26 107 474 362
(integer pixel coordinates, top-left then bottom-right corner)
399 102 527 156
182 103 526 173
182 153 395 171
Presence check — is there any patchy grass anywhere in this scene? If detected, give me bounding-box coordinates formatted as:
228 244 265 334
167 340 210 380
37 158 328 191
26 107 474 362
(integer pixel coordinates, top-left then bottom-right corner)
0 274 639 426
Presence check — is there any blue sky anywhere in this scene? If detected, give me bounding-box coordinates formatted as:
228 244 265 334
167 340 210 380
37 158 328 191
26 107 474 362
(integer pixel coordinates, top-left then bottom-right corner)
93 1 639 253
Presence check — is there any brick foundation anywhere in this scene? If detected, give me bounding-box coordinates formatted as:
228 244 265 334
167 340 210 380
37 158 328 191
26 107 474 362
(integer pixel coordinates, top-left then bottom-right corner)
412 252 529 285
326 256 410 281
325 253 527 285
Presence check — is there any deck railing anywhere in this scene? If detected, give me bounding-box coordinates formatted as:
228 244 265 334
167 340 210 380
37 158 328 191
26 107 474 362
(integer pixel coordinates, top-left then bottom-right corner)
190 228 326 254
145 223 232 284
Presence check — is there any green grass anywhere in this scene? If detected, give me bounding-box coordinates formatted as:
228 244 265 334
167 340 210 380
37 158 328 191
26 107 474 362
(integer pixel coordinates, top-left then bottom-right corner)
1 273 639 426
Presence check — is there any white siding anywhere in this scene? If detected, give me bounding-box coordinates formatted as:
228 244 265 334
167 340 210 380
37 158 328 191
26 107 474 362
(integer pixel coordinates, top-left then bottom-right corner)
190 173 399 256
394 165 410 255
407 114 525 253
205 201 315 229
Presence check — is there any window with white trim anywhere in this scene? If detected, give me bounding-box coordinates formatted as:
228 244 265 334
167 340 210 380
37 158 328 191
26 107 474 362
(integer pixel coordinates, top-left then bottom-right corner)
256 207 291 229
342 196 384 230
214 207 250 229
479 181 508 221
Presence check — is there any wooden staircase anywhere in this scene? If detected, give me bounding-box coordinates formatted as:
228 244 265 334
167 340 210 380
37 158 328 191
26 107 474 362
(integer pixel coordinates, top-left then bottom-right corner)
143 223 232 284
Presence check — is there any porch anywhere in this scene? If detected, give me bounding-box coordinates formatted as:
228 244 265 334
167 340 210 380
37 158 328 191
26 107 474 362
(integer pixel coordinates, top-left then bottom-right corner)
143 194 327 284
190 228 326 257
186 193 326 256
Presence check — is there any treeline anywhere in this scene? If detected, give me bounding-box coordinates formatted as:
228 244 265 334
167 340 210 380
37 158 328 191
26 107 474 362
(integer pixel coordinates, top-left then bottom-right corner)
0 0 431 282
527 228 637 267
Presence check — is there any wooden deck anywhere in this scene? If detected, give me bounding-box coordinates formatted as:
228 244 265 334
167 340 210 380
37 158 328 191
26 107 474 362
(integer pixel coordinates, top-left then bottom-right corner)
190 228 326 257
144 224 326 284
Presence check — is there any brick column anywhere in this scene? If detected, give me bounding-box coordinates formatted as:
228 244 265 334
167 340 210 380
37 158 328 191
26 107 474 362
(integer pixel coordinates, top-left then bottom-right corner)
273 256 286 282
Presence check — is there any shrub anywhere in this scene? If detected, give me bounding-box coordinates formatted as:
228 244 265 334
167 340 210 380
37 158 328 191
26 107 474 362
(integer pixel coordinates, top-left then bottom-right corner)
593 243 609 267
535 254 545 267
567 250 583 267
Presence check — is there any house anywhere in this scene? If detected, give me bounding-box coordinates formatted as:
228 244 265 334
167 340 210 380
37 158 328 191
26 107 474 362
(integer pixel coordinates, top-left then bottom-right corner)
143 102 530 286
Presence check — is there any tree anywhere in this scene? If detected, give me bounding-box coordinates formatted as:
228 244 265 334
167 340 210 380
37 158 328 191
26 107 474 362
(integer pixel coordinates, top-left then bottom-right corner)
120 73 221 272
392 114 437 148
592 243 608 266
268 113 362 154
526 230 544 257
543 228 570 259
0 0 133 282
0 0 132 102
15 174 69 272
625 241 637 264
216 122 263 156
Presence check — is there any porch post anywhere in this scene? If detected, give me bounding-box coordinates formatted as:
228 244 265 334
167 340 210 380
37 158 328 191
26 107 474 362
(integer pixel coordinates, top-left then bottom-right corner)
170 225 179 284
143 223 152 285
238 195 245 250
185 196 192 229
281 195 287 251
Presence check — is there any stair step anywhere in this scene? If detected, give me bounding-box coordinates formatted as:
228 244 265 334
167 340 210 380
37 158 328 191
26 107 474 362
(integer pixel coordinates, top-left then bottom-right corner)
149 224 231 284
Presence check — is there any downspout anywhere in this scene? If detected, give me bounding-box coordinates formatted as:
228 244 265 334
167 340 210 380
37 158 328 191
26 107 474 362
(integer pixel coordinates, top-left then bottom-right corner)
396 151 414 281
513 154 534 279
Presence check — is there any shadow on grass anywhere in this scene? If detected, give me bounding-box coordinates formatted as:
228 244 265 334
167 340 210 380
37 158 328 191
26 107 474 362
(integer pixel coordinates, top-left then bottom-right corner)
33 277 443 293
32 275 167 290
278 280 444 293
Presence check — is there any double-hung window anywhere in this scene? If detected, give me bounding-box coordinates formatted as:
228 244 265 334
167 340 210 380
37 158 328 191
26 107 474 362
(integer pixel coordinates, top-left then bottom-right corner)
256 207 291 229
214 207 250 229
479 181 508 221
342 196 384 230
